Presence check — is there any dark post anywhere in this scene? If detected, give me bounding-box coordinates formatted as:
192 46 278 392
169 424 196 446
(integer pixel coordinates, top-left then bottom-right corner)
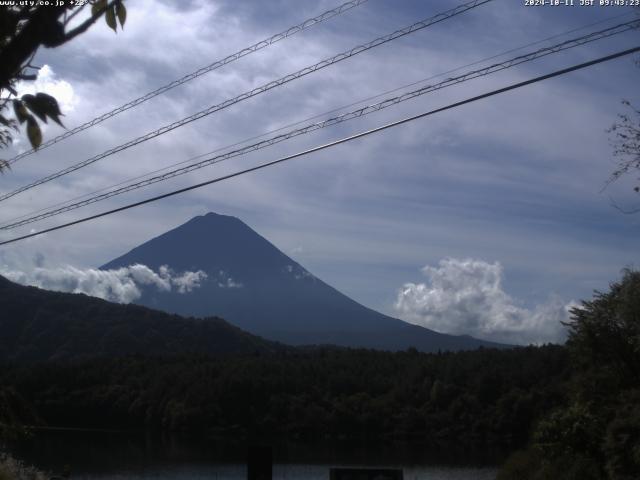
247 445 272 480
329 467 403 480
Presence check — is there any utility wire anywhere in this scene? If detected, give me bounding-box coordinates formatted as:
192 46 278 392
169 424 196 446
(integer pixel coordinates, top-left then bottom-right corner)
0 0 493 204
1 45 637 247
1 7 634 236
2 19 637 231
6 0 370 165
2 9 631 230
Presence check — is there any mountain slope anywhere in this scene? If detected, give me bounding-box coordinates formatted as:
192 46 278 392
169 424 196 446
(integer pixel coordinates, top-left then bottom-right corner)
102 212 507 352
0 275 282 363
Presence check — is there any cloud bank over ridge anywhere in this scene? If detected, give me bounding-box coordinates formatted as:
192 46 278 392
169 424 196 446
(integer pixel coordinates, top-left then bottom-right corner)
1 263 207 304
395 258 574 345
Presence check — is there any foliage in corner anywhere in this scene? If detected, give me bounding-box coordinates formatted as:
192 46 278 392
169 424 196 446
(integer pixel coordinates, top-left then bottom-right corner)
0 454 49 480
609 101 640 193
607 101 640 213
565 268 640 386
0 0 127 160
498 269 640 479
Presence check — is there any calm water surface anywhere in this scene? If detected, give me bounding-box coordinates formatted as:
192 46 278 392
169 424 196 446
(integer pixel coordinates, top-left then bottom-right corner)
8 430 499 480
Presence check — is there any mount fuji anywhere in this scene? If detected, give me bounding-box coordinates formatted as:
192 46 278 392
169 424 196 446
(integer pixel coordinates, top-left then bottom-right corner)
101 212 506 351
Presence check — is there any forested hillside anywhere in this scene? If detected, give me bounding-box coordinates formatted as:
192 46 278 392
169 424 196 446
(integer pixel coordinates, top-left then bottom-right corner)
2 271 638 479
0 345 569 450
0 275 282 362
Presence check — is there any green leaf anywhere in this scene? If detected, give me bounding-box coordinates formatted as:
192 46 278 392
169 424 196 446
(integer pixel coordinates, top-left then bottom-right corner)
116 1 126 28
91 0 107 17
26 116 42 150
34 92 64 127
22 94 48 123
21 93 65 128
105 5 117 32
34 93 62 116
12 100 29 124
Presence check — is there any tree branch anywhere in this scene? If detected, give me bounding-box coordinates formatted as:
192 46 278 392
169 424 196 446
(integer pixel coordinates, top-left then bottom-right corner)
0 6 67 88
608 195 640 215
63 4 87 27
16 73 37 81
60 1 117 44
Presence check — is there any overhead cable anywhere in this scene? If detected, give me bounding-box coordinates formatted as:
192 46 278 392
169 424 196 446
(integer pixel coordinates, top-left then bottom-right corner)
2 19 637 231
3 8 630 230
1 45 637 247
6 0 370 165
0 0 493 203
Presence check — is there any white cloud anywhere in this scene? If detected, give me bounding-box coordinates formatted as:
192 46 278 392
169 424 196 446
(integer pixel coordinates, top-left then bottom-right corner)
163 265 209 293
10 64 78 152
284 264 314 281
1 263 207 304
16 64 78 114
216 270 243 288
394 258 574 345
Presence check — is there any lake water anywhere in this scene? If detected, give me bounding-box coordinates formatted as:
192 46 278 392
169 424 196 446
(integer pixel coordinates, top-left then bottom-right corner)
7 430 499 480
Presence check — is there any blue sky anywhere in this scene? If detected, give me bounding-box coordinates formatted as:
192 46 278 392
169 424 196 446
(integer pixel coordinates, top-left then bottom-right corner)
0 0 638 344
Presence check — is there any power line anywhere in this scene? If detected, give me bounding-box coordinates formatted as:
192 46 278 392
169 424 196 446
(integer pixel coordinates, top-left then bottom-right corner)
0 0 493 204
2 19 637 231
6 0 370 165
2 9 631 230
1 45 637 247
1 8 635 235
